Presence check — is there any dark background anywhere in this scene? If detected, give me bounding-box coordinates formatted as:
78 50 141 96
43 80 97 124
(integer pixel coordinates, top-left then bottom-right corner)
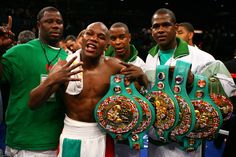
0 0 235 61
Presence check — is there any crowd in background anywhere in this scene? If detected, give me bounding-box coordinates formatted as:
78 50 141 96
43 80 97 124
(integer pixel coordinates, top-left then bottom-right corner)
0 6 235 61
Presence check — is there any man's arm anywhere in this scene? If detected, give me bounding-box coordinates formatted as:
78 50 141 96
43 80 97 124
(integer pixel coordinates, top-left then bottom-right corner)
198 60 236 97
28 57 83 109
0 16 15 78
0 16 14 51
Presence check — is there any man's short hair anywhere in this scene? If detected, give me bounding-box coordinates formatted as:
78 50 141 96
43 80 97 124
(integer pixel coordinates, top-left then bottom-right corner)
178 22 194 33
18 30 36 44
110 22 129 33
152 8 176 24
37 6 60 21
65 35 76 42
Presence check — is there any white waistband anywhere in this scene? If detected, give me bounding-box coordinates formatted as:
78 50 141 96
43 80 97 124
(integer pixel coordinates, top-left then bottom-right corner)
62 115 105 138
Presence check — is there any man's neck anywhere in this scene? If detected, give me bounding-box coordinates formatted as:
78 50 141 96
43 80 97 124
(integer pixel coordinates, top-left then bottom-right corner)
81 52 102 69
189 41 194 46
115 47 131 61
39 38 59 48
159 40 177 51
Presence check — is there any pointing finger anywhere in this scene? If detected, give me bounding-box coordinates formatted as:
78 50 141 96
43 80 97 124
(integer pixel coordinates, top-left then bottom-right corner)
7 16 12 30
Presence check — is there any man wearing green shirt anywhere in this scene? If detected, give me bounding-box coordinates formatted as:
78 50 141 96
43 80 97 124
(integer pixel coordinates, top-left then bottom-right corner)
0 6 75 156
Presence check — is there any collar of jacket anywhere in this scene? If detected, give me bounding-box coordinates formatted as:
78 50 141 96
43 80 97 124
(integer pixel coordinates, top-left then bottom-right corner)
105 44 138 62
148 37 189 58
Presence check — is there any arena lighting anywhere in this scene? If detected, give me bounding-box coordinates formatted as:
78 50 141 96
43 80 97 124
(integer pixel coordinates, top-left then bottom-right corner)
194 30 203 34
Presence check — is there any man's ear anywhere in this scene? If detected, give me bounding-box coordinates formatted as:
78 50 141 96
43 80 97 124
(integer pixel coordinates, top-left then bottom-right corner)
37 21 41 35
189 32 194 40
174 24 179 32
37 21 40 29
128 33 131 43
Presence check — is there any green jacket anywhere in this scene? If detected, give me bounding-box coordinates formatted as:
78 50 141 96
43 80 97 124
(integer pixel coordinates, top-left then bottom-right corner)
148 37 189 59
105 44 138 63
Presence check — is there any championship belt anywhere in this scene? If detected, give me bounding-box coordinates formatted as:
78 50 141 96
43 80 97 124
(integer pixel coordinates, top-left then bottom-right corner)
182 74 223 151
124 78 155 150
209 77 233 121
94 74 143 140
169 60 196 142
145 65 180 143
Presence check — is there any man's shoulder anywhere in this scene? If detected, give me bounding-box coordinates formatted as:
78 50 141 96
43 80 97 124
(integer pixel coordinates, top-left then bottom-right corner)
103 56 121 64
133 56 145 63
130 56 145 67
188 45 214 58
4 40 38 56
102 56 123 71
19 38 39 48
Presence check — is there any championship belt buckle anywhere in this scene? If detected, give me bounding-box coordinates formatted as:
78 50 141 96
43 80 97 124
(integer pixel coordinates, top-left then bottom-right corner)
94 75 142 140
209 77 233 121
169 60 196 145
182 74 223 151
146 65 179 143
124 78 155 149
